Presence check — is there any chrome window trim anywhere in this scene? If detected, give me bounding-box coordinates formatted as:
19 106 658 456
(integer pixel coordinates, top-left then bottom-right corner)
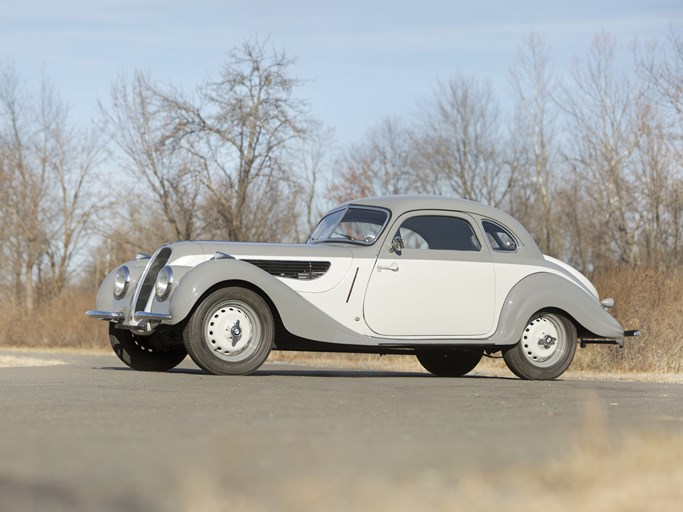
481 219 520 253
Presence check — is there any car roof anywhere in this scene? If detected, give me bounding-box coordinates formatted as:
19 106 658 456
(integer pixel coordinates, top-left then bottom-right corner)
336 194 543 258
343 194 499 217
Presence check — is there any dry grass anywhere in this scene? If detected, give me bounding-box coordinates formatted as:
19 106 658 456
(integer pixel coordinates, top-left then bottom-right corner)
573 266 683 374
0 288 109 350
0 266 680 377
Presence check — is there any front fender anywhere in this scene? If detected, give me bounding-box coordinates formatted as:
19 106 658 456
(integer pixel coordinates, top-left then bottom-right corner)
490 272 624 345
166 259 371 345
95 259 147 315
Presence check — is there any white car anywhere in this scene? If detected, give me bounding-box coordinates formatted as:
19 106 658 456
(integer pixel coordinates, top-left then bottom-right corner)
87 195 639 379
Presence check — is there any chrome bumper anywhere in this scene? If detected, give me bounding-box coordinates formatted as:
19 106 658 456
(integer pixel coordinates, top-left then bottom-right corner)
134 311 172 321
85 310 172 322
85 310 125 321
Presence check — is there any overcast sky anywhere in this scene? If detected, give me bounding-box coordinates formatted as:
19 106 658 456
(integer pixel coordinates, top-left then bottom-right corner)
1 0 681 145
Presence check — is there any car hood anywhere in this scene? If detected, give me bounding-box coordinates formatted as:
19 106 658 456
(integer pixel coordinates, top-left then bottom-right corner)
161 240 356 292
162 240 353 262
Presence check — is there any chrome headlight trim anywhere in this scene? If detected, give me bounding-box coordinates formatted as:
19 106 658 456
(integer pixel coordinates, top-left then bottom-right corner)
113 266 131 300
155 266 174 302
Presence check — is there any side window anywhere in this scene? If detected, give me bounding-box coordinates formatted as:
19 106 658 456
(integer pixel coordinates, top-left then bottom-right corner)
482 220 518 252
397 216 481 251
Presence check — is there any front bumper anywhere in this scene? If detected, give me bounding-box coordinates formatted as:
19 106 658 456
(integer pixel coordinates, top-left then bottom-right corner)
85 310 171 322
85 310 125 321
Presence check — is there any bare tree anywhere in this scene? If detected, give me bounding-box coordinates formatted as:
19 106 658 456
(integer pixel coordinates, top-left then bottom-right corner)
562 33 641 268
414 74 511 206
507 33 562 255
643 29 683 119
632 99 679 266
292 122 335 241
635 30 683 267
156 38 311 242
0 66 49 308
103 71 202 242
327 117 416 204
39 80 103 297
0 66 100 307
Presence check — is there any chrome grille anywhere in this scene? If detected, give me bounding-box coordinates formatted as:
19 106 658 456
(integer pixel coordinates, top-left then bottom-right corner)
134 247 172 313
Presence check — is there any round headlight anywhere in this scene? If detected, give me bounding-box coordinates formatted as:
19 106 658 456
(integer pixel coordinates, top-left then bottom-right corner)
113 266 130 299
155 266 174 302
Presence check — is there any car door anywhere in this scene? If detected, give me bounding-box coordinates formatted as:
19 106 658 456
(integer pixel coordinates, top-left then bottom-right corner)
363 212 495 337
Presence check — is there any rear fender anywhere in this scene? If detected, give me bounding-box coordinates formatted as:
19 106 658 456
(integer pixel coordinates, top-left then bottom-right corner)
491 272 624 345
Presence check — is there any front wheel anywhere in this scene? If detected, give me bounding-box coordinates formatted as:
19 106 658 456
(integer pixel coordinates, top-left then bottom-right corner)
183 287 274 375
416 348 484 377
503 312 577 380
109 324 187 372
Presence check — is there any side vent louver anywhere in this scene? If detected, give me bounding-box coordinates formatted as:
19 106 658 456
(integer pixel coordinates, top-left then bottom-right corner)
243 260 331 280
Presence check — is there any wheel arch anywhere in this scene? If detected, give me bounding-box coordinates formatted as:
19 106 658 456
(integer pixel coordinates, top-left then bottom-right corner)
491 272 624 345
167 260 287 329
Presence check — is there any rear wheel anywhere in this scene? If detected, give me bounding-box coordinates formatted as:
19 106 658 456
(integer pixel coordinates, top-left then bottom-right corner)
416 348 484 377
503 312 577 380
109 324 187 372
183 287 274 375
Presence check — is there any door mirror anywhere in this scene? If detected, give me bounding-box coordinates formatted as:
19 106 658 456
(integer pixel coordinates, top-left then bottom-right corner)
389 236 404 254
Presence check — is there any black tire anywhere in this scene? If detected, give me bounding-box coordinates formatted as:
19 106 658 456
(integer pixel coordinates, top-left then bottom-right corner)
503 312 577 380
183 287 274 375
109 323 187 372
416 348 484 377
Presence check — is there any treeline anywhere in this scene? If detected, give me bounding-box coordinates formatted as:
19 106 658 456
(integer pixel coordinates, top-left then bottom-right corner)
1 32 683 311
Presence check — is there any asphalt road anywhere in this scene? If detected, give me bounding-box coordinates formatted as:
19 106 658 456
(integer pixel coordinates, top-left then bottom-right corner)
0 349 681 511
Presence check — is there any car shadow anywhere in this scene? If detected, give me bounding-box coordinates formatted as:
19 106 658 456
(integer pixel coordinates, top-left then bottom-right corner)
96 365 516 379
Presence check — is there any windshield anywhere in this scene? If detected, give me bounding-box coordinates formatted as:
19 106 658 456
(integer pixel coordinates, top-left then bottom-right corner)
307 206 389 245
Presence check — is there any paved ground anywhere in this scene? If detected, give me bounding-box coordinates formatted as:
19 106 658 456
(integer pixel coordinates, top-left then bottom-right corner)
0 349 681 511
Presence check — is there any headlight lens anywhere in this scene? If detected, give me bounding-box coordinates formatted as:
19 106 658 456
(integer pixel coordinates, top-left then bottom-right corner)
113 266 130 299
155 266 174 301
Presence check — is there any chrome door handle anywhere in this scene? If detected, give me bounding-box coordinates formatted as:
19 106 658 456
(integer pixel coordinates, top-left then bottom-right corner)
377 264 399 272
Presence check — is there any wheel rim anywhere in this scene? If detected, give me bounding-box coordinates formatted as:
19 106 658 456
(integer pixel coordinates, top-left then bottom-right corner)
520 315 566 368
203 300 262 362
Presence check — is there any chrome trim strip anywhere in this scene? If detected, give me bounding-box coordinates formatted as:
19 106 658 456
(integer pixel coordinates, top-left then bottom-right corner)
211 251 234 260
85 310 124 321
134 311 172 321
129 245 169 322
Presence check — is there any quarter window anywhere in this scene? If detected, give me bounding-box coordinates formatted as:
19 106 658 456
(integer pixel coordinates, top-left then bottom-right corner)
397 216 481 251
482 220 518 252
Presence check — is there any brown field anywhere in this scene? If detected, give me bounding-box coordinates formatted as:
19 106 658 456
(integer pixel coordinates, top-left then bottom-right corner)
0 266 680 378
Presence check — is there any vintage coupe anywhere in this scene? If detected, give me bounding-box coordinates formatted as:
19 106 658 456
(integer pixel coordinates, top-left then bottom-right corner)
87 195 638 380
